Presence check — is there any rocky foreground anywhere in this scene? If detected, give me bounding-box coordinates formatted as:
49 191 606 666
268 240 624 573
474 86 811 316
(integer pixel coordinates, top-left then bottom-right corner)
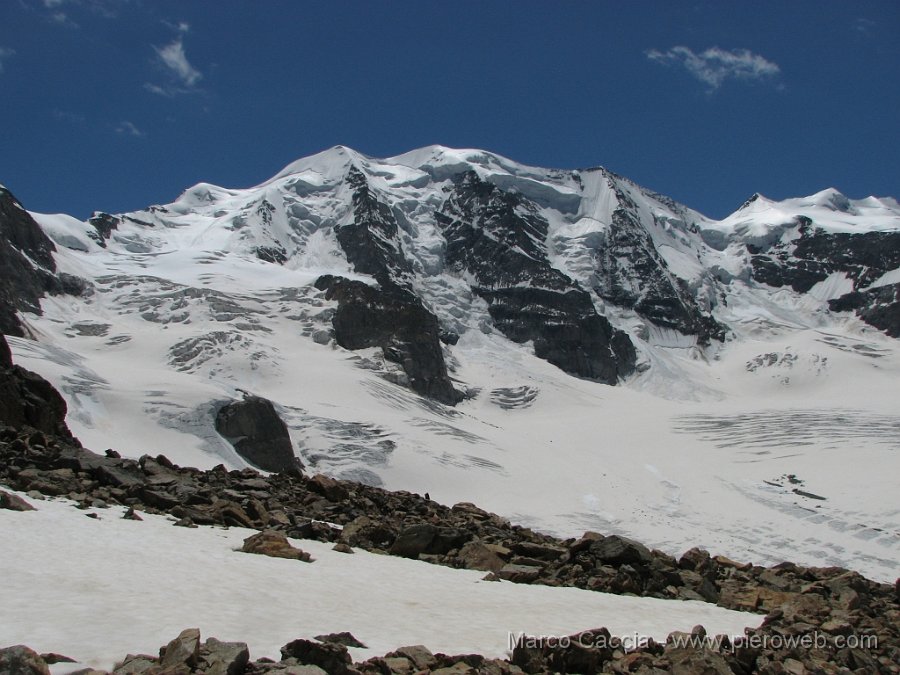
1 333 899 673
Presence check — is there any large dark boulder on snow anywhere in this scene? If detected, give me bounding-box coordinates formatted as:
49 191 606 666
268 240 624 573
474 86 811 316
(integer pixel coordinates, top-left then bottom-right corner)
0 334 73 439
214 395 302 473
315 275 464 404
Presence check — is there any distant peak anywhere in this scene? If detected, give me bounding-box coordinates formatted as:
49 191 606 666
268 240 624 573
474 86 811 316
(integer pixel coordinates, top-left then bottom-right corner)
738 192 769 210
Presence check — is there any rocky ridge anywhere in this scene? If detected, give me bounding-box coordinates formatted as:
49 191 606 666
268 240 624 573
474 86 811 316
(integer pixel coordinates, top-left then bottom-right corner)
0 186 87 336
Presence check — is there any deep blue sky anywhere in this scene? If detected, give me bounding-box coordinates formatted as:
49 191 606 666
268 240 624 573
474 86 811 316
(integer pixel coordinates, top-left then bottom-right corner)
1 1 898 220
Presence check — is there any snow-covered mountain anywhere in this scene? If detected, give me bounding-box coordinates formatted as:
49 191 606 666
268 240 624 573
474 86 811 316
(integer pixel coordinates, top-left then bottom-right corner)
1 146 898 582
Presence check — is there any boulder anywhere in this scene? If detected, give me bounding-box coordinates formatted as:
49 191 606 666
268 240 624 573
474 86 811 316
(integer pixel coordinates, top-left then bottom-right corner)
314 633 367 649
0 335 74 439
241 531 312 562
589 534 652 566
200 637 249 675
280 639 353 675
113 653 161 674
0 645 51 675
389 523 437 558
160 628 200 670
456 541 506 572
307 474 350 502
215 395 302 473
340 515 396 550
0 490 35 512
387 645 436 671
496 564 541 583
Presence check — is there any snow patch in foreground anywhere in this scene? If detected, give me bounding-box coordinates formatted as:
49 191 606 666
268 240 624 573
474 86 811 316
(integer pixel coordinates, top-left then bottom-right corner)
0 492 761 671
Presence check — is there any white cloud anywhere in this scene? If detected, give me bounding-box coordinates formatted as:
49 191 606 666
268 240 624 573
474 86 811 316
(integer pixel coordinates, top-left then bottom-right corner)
148 23 202 96
116 120 145 137
0 47 15 74
854 18 876 34
647 46 781 91
52 109 86 124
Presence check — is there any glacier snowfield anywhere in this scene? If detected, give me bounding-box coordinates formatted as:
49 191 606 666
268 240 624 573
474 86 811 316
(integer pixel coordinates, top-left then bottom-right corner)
8 146 900 585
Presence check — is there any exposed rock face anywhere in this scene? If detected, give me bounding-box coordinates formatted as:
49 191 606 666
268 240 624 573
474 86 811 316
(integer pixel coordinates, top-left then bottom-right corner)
214 395 302 473
749 219 900 293
437 171 636 383
0 187 59 336
314 275 463 404
0 187 91 335
746 220 900 337
830 282 900 337
87 211 121 247
591 178 726 343
0 335 73 439
336 166 414 289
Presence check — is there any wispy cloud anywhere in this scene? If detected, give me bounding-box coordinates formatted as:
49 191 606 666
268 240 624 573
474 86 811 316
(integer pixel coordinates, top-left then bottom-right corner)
854 18 876 34
647 46 781 92
146 22 202 96
52 109 86 124
0 47 15 74
115 120 145 137
32 0 124 23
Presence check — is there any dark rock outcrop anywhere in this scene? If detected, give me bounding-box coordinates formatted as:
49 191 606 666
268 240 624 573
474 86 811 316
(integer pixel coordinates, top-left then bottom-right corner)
0 187 59 336
0 335 73 439
437 171 636 383
590 178 726 343
214 395 302 473
829 282 900 337
280 638 354 675
315 275 463 404
0 187 90 335
749 219 900 294
87 212 121 247
335 166 413 289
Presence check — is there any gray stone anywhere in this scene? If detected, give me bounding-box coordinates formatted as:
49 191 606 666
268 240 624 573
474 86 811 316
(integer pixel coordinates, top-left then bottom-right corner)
160 628 200 670
201 637 249 675
590 534 652 566
0 645 51 675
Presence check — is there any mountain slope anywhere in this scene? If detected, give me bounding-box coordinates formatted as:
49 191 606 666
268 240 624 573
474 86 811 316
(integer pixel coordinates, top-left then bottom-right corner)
1 146 899 582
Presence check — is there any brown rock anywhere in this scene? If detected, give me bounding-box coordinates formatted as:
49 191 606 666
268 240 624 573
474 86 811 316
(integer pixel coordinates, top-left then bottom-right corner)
456 541 506 572
0 489 35 511
241 530 313 562
388 645 436 671
200 637 249 675
160 628 200 670
0 645 51 675
112 654 159 674
280 638 353 675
